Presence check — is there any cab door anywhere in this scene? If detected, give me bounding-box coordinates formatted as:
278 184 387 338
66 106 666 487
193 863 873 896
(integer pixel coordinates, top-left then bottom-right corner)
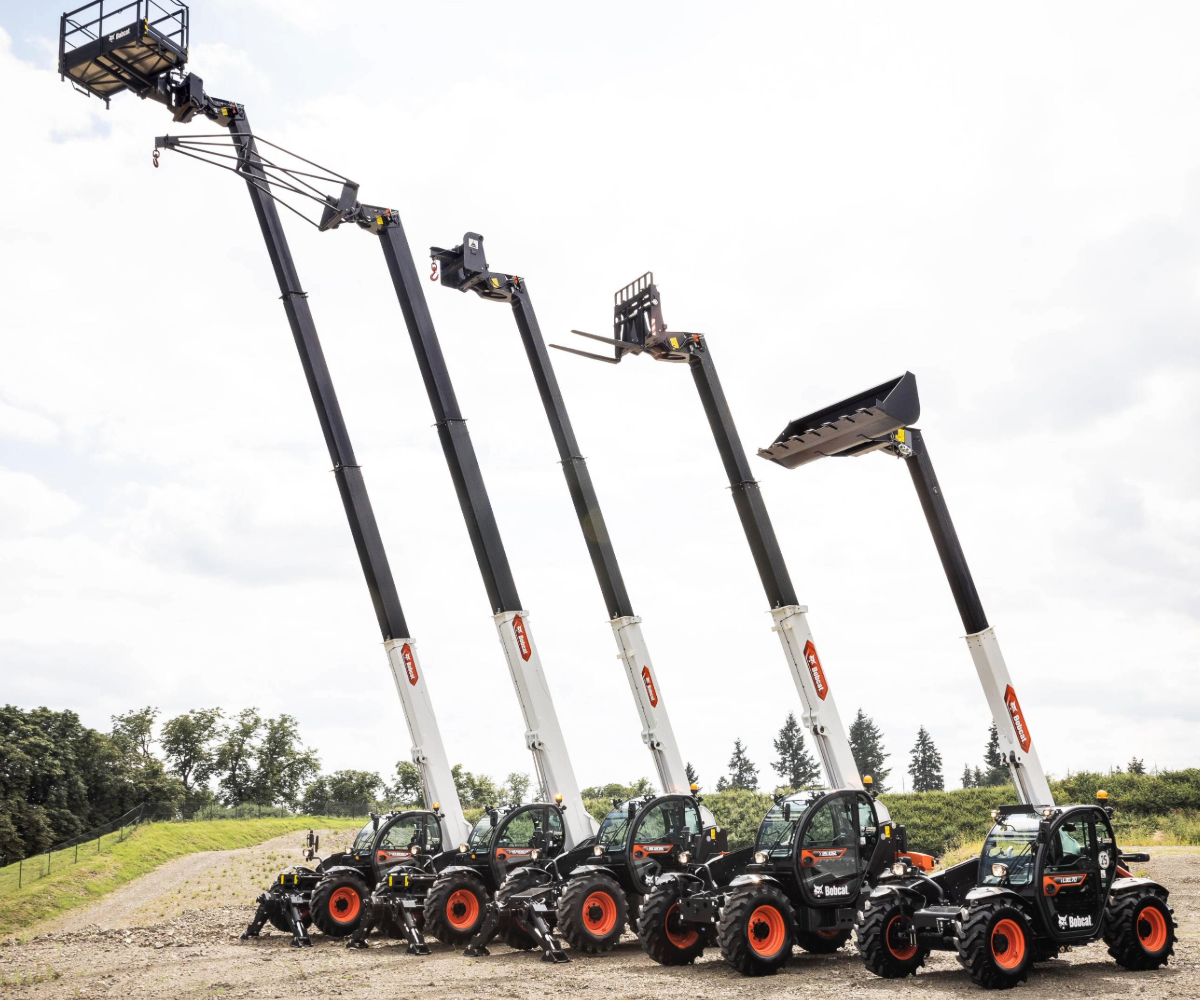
796 792 862 907
628 795 703 893
489 805 546 884
371 813 429 881
1038 809 1104 940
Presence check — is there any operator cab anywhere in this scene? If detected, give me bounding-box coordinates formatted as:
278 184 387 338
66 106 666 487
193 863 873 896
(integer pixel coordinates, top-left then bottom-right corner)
453 802 568 888
981 804 1117 942
601 794 722 896
747 789 891 908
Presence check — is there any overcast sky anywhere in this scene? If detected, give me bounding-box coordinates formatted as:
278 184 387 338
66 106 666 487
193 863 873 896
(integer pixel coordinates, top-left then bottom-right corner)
2 2 1197 800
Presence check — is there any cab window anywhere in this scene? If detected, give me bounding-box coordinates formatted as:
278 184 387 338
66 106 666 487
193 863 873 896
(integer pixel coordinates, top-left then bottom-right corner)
351 820 377 852
467 812 495 849
1047 819 1094 871
498 807 540 847
981 813 1039 885
379 816 419 851
856 794 878 854
636 799 701 844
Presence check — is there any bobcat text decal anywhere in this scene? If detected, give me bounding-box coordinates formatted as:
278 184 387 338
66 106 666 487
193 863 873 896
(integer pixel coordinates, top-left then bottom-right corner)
633 844 674 859
1004 685 1032 752
1057 913 1094 930
377 849 412 863
401 644 419 686
812 882 852 898
512 615 532 661
641 666 659 708
803 641 829 700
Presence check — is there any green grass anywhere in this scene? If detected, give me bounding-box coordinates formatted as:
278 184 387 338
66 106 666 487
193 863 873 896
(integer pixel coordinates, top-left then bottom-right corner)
0 815 361 939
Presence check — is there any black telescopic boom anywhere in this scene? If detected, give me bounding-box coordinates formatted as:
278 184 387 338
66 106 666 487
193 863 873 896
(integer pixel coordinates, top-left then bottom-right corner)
687 341 800 610
227 116 409 641
510 287 635 620
902 428 989 635
375 223 523 614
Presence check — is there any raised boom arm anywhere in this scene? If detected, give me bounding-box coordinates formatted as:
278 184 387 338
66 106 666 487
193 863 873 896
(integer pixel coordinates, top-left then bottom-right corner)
426 235 690 794
759 372 1054 806
556 277 863 792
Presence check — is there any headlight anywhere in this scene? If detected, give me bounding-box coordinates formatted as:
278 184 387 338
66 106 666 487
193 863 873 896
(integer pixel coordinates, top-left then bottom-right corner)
992 863 1008 878
892 862 908 876
593 845 604 857
530 849 540 860
754 851 767 865
678 853 690 865
458 843 469 854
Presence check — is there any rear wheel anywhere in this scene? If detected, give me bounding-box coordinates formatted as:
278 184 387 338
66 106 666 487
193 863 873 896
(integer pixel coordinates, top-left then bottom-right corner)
797 927 851 954
855 899 928 978
638 885 708 965
1104 891 1177 971
310 874 368 937
954 901 1033 989
717 885 794 976
556 873 627 953
424 872 488 946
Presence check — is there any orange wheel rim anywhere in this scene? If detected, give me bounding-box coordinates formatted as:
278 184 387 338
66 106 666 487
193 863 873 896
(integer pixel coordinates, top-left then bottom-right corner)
582 891 618 937
446 888 481 929
818 929 841 939
328 886 361 924
991 918 1026 970
664 902 699 949
885 914 917 960
1137 904 1168 953
747 904 786 957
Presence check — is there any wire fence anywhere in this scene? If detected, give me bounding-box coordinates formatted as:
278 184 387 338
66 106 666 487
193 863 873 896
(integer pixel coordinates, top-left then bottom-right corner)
0 799 408 896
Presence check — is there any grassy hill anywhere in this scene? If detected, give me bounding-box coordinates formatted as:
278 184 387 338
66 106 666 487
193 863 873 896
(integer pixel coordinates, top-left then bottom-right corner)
0 815 359 938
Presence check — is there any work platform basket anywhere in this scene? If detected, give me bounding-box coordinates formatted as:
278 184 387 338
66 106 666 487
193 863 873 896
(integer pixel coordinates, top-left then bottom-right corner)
59 0 189 106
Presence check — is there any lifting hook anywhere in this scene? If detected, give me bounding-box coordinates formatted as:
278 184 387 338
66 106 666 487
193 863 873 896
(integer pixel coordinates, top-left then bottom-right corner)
429 260 439 282
152 148 160 168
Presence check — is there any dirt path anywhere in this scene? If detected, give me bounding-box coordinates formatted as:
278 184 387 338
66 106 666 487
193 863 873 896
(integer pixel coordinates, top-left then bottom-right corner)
0 844 1195 998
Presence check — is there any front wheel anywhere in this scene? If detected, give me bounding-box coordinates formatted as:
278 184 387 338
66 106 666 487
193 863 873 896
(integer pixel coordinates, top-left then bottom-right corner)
954 901 1033 989
1104 891 1177 971
556 873 627 953
717 885 794 976
496 870 542 951
310 873 368 937
424 872 488 945
855 898 928 979
638 885 708 966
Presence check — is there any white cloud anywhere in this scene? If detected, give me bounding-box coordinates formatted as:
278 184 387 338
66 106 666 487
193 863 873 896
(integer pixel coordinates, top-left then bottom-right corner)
2 3 1198 796
0 469 81 534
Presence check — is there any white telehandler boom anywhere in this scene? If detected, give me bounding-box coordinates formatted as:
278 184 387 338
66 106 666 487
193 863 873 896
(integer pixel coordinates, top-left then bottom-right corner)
758 372 1054 806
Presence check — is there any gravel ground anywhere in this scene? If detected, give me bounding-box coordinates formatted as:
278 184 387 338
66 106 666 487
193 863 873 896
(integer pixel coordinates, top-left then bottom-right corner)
1 842 1194 999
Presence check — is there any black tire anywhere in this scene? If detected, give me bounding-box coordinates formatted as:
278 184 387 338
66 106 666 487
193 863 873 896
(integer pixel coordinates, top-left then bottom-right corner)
626 892 642 935
797 928 851 954
424 872 489 946
496 871 541 952
1104 891 1177 971
266 894 312 935
954 901 1034 990
556 873 628 953
717 885 795 977
310 873 368 937
855 898 928 979
638 885 708 966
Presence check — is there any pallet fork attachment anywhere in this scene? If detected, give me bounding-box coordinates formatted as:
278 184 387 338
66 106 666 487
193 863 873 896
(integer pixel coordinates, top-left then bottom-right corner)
557 275 863 793
759 375 1054 808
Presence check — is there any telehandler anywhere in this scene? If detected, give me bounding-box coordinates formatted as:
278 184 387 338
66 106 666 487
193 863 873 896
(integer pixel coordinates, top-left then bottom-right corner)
758 375 1177 987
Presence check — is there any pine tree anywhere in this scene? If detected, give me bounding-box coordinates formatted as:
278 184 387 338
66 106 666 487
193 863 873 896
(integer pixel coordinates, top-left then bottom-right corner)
718 738 759 792
907 726 944 792
685 761 700 790
772 713 819 790
961 764 974 789
982 722 1010 786
848 709 891 790
1128 757 1146 776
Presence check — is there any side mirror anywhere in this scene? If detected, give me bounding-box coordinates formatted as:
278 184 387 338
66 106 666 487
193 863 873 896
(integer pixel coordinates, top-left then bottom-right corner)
1037 821 1050 843
782 803 792 822
628 801 637 819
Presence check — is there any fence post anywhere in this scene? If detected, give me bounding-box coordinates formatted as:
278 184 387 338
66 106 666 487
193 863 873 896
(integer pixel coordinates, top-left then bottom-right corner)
47 849 51 876
75 843 79 863
18 859 21 889
97 833 101 854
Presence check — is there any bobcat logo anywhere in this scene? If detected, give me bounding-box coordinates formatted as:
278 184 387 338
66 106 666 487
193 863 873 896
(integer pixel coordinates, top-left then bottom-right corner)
1004 684 1032 752
803 641 829 700
512 615 532 661
812 883 850 898
1057 913 1093 930
400 644 418 686
641 666 659 708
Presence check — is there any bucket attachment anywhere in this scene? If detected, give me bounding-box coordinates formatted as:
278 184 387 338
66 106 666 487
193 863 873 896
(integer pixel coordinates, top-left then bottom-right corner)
554 273 695 364
59 1 189 107
758 372 920 469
